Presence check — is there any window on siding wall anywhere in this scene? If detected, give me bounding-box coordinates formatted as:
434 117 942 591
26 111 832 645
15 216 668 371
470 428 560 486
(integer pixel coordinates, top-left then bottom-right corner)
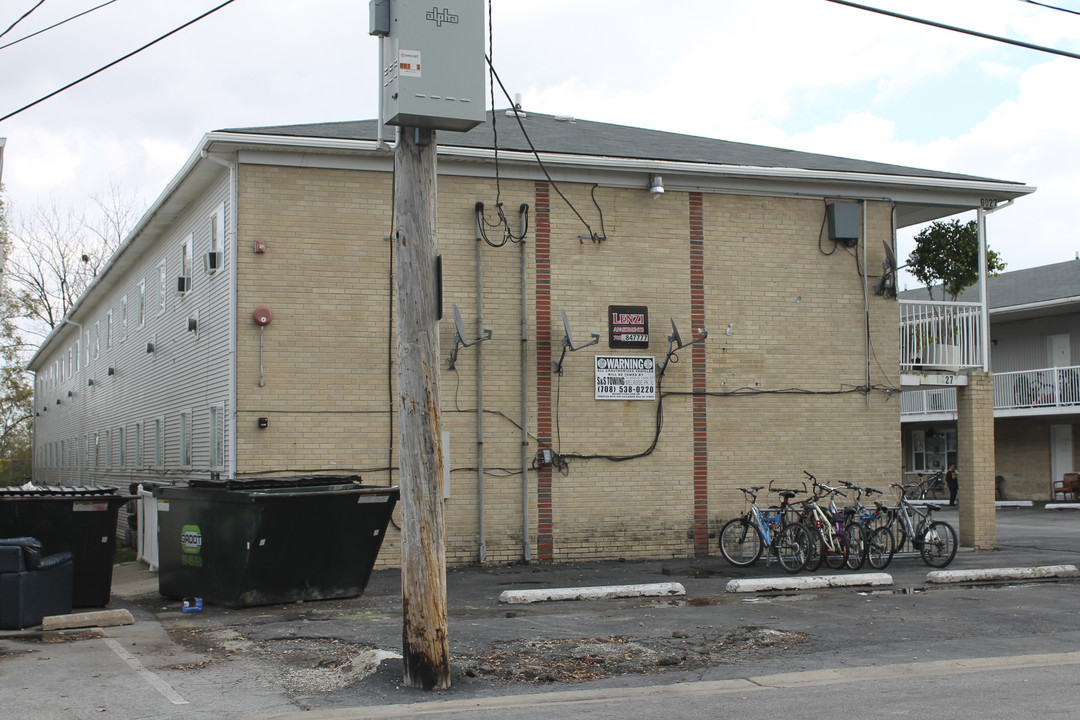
158 262 167 315
209 404 225 470
74 340 79 372
120 296 128 342
178 233 193 295
135 422 144 468
93 432 101 469
207 204 225 275
105 311 112 350
154 417 164 469
117 426 126 468
138 280 146 326
180 411 192 468
92 322 100 360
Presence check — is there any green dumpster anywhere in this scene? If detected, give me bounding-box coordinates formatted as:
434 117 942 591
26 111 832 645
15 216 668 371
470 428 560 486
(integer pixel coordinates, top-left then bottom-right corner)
154 476 398 608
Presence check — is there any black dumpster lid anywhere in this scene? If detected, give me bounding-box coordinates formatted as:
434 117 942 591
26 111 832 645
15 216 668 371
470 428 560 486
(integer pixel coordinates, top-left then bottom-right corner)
0 485 127 498
186 475 364 491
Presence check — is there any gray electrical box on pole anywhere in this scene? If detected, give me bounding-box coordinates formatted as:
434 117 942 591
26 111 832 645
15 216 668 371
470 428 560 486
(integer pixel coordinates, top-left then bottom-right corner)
371 0 485 132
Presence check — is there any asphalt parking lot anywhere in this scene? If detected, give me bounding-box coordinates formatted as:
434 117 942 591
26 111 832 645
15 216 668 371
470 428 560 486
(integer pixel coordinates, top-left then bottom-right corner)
1 505 1078 719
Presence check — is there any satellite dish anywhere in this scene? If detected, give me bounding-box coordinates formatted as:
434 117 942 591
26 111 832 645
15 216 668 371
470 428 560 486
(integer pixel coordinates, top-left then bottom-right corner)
883 241 898 277
669 318 683 348
452 304 467 342
562 309 576 348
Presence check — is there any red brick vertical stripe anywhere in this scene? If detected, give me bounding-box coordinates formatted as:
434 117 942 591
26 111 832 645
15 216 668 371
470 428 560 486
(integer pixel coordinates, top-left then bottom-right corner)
534 182 554 562
689 193 709 557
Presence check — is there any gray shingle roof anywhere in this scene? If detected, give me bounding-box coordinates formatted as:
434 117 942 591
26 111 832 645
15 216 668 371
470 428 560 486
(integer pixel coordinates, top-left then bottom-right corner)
221 111 1005 184
899 260 1080 309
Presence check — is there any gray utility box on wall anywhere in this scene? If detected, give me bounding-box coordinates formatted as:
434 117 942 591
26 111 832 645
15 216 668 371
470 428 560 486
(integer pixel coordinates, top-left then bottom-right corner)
372 0 485 132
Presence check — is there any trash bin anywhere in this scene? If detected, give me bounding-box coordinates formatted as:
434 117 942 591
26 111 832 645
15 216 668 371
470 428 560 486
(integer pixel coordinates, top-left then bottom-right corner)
0 485 133 607
154 476 398 608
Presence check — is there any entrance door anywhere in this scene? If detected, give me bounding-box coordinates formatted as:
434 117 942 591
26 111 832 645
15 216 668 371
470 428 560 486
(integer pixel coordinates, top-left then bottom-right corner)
1050 423 1073 492
1049 334 1070 367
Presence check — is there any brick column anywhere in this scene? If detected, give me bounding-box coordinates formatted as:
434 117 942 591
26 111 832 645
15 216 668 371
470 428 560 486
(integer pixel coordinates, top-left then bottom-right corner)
534 182 553 562
956 371 996 549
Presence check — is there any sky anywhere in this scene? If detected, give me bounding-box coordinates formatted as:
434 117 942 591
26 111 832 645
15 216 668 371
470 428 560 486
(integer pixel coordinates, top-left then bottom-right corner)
1 0 1079 291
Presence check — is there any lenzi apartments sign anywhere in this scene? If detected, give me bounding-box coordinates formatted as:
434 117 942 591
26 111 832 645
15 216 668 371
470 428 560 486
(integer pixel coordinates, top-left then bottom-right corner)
595 356 655 400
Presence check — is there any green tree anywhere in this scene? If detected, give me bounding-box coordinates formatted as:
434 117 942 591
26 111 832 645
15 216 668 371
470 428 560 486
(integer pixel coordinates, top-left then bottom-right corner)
0 188 34 485
907 219 1005 300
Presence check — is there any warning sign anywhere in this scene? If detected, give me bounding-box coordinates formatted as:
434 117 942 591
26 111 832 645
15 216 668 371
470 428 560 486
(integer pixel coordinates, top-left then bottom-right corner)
595 356 656 400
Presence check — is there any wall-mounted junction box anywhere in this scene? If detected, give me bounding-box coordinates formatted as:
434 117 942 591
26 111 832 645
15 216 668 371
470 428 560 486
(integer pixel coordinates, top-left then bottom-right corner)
371 0 485 132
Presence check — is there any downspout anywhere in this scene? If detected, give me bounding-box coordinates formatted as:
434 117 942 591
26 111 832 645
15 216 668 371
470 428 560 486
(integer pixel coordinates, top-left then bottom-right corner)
201 150 238 478
519 204 532 563
862 200 871 405
476 214 486 564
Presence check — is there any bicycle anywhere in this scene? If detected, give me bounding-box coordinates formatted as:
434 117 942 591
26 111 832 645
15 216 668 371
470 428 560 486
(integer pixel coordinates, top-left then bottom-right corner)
798 472 849 572
883 484 958 568
719 486 812 573
837 482 895 570
905 471 945 501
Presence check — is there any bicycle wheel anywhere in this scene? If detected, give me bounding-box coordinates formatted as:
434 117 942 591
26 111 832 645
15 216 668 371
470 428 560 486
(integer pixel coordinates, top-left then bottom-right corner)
866 526 894 570
774 523 811 574
823 528 849 570
918 520 957 568
843 522 866 571
803 525 824 573
719 518 762 567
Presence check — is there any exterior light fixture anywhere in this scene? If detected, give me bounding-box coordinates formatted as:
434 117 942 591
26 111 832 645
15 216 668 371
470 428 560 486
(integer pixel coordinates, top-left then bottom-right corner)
107 367 115 376
87 379 94 386
648 174 664 198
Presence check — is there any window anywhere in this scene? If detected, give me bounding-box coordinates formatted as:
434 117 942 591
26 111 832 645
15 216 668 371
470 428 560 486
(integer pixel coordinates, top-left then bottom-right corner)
67 348 73 378
93 432 101 469
154 417 164 469
178 233 193 294
911 429 957 473
206 204 225 274
120 296 128 342
105 311 113 350
118 426 126 468
209 404 225 470
103 429 111 469
136 423 144 468
180 411 192 468
158 262 167 314
74 340 80 372
85 331 91 365
138 280 146 326
93 322 100 359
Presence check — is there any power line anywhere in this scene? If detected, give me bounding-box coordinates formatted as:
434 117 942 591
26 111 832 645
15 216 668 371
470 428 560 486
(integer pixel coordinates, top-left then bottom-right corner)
1018 0 1080 18
0 0 47 40
0 0 122 52
0 0 239 124
824 0 1080 61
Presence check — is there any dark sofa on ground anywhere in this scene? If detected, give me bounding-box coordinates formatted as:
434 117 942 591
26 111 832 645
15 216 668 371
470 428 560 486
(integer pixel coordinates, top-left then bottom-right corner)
0 537 74 630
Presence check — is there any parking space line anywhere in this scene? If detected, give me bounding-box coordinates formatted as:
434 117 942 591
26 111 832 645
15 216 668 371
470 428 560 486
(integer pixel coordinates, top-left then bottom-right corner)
103 637 190 705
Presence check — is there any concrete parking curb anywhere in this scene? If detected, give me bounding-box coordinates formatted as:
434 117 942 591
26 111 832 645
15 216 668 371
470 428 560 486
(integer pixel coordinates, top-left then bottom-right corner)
926 564 1080 583
725 573 892 593
498 582 686 604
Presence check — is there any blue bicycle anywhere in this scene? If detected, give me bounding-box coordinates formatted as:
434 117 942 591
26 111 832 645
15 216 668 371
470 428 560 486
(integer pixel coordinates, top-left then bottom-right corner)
719 486 812 573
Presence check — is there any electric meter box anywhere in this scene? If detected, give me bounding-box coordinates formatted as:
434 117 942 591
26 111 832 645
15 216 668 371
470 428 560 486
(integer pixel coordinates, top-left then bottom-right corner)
373 0 486 132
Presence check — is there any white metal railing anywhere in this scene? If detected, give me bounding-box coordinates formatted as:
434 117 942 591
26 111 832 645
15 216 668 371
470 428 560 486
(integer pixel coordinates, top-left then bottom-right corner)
901 364 1080 417
900 388 957 416
899 300 983 371
994 365 1080 411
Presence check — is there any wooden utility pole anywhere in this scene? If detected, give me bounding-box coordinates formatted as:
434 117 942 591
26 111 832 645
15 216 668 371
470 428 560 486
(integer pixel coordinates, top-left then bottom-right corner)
394 126 450 691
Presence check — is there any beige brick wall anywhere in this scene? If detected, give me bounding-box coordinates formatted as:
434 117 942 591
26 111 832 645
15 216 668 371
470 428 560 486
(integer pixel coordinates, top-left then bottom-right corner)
235 163 902 566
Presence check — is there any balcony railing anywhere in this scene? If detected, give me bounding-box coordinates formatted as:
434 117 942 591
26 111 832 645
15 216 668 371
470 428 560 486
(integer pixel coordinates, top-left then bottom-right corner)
995 366 1080 411
899 300 983 372
901 364 1080 417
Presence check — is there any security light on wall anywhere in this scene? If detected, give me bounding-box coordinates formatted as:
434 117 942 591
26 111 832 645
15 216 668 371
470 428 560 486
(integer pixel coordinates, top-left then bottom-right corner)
648 175 664 198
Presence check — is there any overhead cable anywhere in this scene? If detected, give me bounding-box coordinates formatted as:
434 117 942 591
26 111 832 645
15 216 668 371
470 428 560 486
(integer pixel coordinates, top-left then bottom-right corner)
0 0 239 123
1 0 121 52
824 0 1080 61
1017 0 1080 18
0 0 46 41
